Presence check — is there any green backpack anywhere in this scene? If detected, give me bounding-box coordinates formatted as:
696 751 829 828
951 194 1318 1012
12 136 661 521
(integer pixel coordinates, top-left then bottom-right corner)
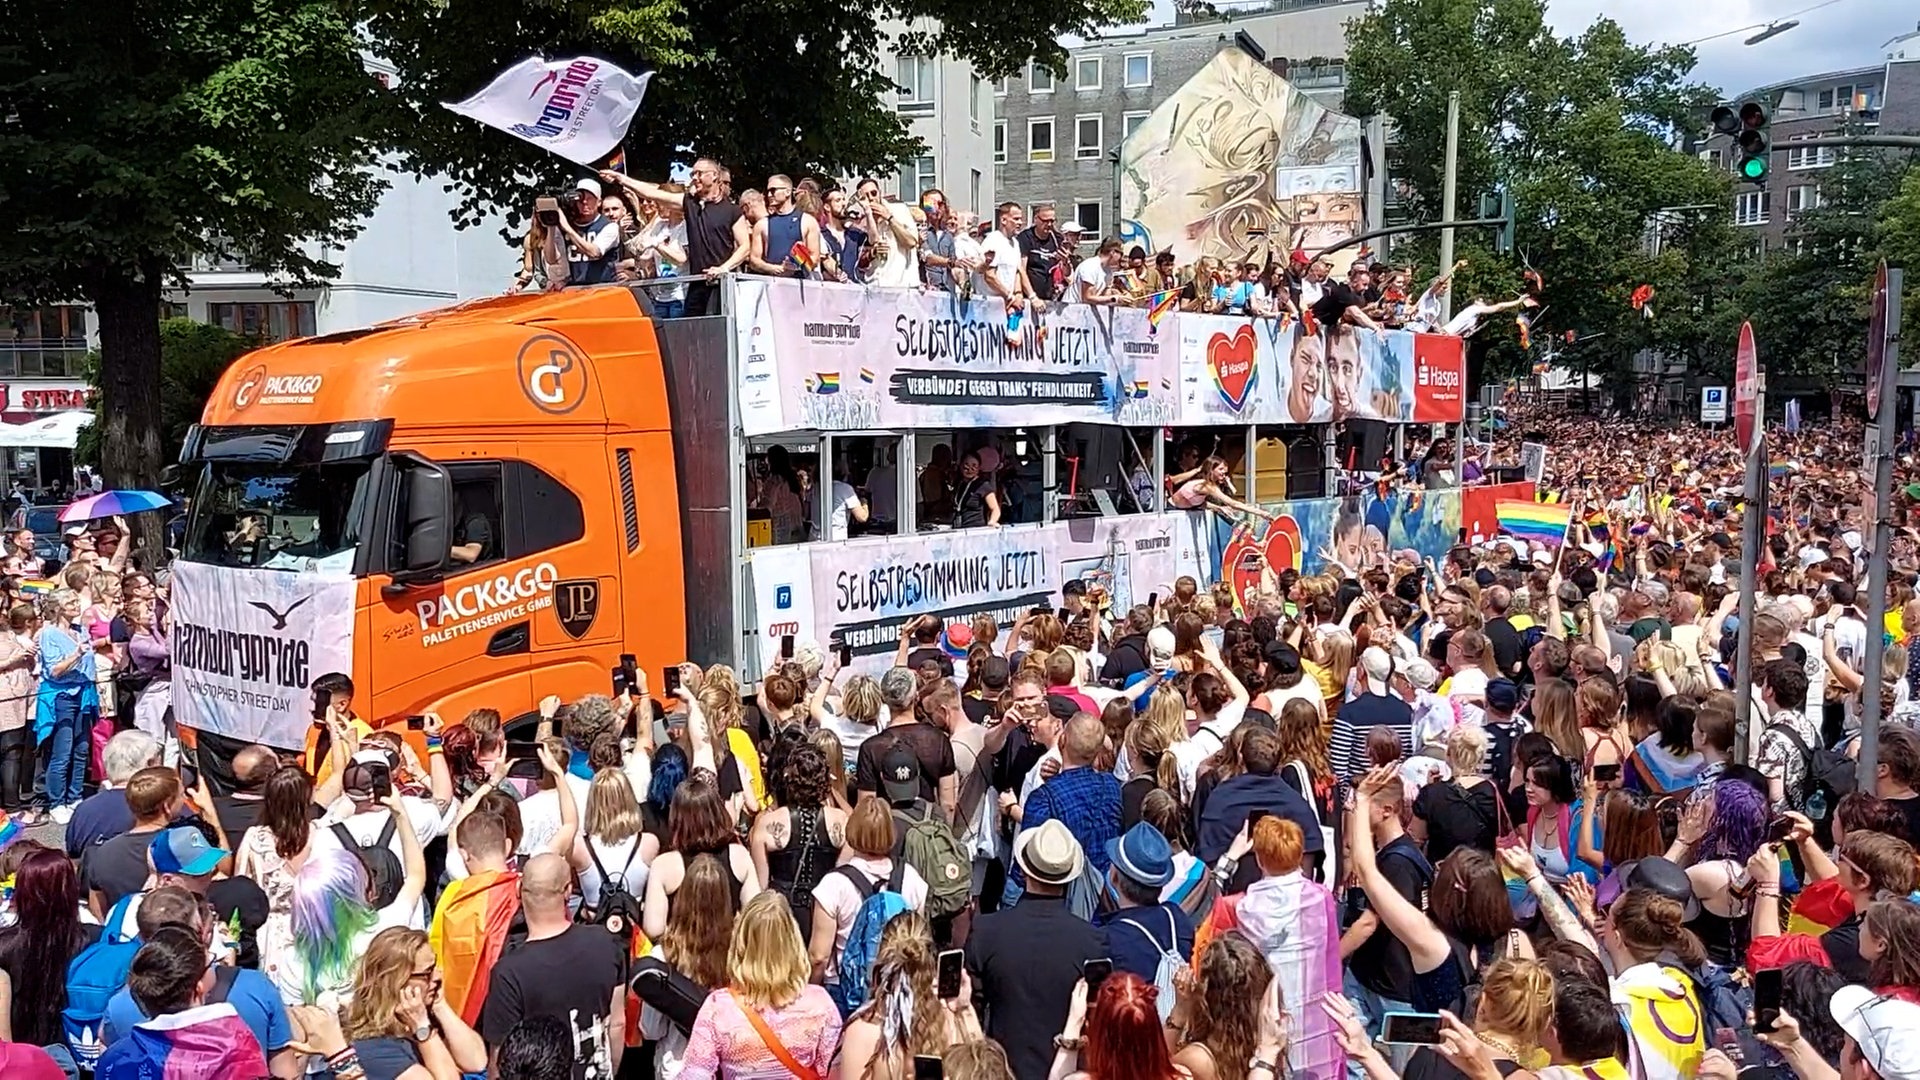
895 801 972 919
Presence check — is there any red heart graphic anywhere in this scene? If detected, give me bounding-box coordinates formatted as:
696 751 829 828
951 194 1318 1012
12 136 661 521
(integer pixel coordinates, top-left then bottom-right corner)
1224 532 1263 614
1263 516 1302 575
1207 326 1257 412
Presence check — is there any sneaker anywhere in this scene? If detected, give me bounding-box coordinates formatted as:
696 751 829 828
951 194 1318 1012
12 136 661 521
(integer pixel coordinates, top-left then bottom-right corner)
50 804 73 825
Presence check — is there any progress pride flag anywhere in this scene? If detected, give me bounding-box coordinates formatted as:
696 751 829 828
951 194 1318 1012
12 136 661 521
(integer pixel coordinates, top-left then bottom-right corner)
1411 333 1466 423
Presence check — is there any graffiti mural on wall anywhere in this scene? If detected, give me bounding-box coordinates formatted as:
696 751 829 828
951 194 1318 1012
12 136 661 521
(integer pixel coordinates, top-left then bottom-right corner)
1116 47 1364 273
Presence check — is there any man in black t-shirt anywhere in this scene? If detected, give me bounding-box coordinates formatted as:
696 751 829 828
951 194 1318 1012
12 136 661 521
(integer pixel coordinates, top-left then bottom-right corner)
1016 206 1068 302
480 854 627 1080
602 157 746 316
855 713 957 810
1481 586 1527 678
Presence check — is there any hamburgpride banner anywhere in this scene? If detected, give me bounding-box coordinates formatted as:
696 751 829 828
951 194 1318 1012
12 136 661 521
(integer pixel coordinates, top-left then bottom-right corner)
730 277 1465 435
443 56 652 166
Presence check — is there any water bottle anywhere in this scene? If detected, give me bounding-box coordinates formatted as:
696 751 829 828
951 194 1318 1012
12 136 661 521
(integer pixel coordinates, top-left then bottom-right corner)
1806 788 1828 822
1007 306 1024 333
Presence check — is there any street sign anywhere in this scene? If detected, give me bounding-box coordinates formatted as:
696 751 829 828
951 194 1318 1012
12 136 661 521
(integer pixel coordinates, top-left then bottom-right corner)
1869 260 1890 420
1701 386 1728 423
1735 321 1759 457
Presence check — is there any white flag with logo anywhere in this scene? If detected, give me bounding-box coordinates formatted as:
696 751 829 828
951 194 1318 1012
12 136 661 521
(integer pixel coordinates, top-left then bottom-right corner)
443 56 651 165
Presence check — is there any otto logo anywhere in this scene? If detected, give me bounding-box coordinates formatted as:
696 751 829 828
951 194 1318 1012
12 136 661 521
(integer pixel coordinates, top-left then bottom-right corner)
515 334 589 414
775 585 792 609
767 621 800 636
235 368 323 408
414 562 560 629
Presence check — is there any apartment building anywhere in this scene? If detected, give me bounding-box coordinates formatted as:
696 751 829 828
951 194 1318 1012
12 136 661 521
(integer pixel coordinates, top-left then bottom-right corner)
994 0 1363 240
1701 53 1920 254
878 20 998 215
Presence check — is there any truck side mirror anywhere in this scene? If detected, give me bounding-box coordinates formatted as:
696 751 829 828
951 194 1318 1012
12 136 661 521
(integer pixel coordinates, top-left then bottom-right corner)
394 452 451 576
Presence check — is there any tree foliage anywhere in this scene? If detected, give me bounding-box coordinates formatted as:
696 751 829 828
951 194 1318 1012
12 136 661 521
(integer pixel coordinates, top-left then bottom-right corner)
74 319 252 471
1345 0 1731 396
0 0 392 531
365 0 1147 230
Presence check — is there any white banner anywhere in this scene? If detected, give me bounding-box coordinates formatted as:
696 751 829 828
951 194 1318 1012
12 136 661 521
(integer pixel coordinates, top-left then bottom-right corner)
443 56 651 166
170 562 356 750
750 516 1184 679
1700 386 1728 423
1520 441 1548 483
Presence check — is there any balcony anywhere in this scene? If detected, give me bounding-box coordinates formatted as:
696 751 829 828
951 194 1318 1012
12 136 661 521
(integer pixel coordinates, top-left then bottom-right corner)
0 339 87 378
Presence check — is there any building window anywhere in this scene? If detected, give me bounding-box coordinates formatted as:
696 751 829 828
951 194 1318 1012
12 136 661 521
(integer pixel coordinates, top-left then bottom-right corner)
1123 111 1151 140
1075 202 1102 235
1124 53 1152 88
896 55 935 114
160 302 190 321
1818 84 1854 113
994 120 1007 164
1733 190 1768 226
969 75 981 126
1698 147 1719 167
1028 118 1054 162
1787 184 1820 214
1290 58 1347 88
898 156 936 204
0 305 89 378
1745 235 1767 259
971 170 982 215
1787 138 1836 169
209 301 316 342
995 76 1009 96
1076 57 1102 91
1075 114 1102 160
1030 64 1054 93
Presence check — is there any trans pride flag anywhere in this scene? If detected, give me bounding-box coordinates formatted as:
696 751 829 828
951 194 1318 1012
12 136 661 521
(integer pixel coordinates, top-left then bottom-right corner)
93 1003 266 1080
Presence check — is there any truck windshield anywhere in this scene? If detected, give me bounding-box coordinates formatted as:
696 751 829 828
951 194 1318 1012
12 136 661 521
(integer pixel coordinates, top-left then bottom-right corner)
181 460 372 572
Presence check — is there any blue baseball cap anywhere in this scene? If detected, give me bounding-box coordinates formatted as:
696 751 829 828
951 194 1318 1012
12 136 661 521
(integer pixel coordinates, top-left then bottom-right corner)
150 826 227 877
1105 821 1174 887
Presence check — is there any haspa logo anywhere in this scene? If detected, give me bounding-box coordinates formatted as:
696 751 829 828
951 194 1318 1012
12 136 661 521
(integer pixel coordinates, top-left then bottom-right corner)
511 61 600 140
235 368 323 409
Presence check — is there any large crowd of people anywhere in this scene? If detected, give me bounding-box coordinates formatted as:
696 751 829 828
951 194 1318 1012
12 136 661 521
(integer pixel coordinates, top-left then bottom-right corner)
9 400 1920 1080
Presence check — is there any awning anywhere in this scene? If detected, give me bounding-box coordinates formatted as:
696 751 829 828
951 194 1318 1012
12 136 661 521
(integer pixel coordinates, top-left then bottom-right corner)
0 410 94 449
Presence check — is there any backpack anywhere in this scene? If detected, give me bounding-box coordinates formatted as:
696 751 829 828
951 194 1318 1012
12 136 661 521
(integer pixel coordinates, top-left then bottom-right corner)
332 814 404 910
64 894 141 1069
1766 722 1855 817
582 839 644 943
1116 907 1184 1021
835 861 911 1012
895 802 970 920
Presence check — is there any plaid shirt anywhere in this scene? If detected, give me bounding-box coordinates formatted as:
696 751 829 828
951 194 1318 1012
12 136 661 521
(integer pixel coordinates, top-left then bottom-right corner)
1014 765 1120 887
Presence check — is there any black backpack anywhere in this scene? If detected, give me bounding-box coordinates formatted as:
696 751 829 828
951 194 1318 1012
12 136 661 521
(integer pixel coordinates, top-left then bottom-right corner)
1766 722 1855 817
331 815 404 910
583 841 643 942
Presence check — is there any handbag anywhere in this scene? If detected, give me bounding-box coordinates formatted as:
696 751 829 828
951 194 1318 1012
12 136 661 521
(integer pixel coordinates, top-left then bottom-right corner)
735 993 820 1080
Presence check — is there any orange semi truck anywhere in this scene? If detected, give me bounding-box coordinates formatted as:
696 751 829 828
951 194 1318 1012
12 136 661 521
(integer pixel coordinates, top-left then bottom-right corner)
172 285 739 752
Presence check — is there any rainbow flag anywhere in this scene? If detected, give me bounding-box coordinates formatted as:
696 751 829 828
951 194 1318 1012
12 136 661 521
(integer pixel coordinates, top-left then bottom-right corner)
1585 510 1617 572
1769 459 1792 481
603 147 627 174
93 1003 268 1079
859 367 876 384
812 373 841 395
788 241 816 273
429 868 522 1026
0 811 17 849
1146 290 1178 333
18 578 53 596
1497 499 1573 547
1129 380 1150 399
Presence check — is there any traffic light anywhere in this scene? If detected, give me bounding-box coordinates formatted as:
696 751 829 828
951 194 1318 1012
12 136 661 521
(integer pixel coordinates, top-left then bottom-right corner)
1712 102 1770 184
1479 189 1515 253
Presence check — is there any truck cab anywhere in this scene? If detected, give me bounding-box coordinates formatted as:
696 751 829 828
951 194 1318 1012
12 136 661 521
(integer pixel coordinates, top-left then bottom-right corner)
174 286 720 750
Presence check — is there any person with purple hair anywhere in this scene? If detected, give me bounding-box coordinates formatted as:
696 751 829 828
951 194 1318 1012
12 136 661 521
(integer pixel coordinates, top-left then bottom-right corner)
266 788 426 1010
1664 777 1769 966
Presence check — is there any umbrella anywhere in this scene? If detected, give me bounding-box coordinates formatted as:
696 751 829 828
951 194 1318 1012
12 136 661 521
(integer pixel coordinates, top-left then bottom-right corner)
60 489 172 523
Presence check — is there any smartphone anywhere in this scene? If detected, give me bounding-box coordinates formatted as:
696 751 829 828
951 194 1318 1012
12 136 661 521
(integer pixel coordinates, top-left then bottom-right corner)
363 759 394 800
662 665 682 696
535 195 561 227
1081 957 1113 995
505 740 544 780
405 715 426 731
311 688 329 721
612 664 632 698
1147 592 1158 610
620 654 639 695
913 1056 944 1080
780 633 795 659
1591 762 1621 784
839 640 853 667
1056 607 1070 621
1379 1011 1446 1045
937 948 964 1000
1766 815 1795 845
1754 967 1783 1033
1247 808 1271 829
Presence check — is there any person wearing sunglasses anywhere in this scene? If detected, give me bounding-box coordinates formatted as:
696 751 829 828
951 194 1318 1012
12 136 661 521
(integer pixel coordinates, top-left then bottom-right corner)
344 928 488 1080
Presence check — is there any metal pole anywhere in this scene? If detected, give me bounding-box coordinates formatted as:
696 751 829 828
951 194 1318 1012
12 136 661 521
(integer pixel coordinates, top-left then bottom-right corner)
1861 267 1904 783
1733 429 1764 764
1439 90 1464 486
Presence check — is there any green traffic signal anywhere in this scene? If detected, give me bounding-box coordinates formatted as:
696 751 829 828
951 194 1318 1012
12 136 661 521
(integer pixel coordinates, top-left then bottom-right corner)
1741 157 1768 180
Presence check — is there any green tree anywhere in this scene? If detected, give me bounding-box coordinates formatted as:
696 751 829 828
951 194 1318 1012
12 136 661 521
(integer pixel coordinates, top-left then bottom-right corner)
1345 0 1730 400
0 1 390 546
365 0 1147 229
73 320 253 473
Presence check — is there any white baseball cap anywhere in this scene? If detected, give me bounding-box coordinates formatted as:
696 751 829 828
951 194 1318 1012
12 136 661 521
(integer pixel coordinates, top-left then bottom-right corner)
574 178 603 197
1059 221 1086 234
1832 985 1920 1080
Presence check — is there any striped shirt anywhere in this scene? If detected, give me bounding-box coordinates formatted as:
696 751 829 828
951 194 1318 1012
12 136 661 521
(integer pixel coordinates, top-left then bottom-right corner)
1328 691 1414 780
